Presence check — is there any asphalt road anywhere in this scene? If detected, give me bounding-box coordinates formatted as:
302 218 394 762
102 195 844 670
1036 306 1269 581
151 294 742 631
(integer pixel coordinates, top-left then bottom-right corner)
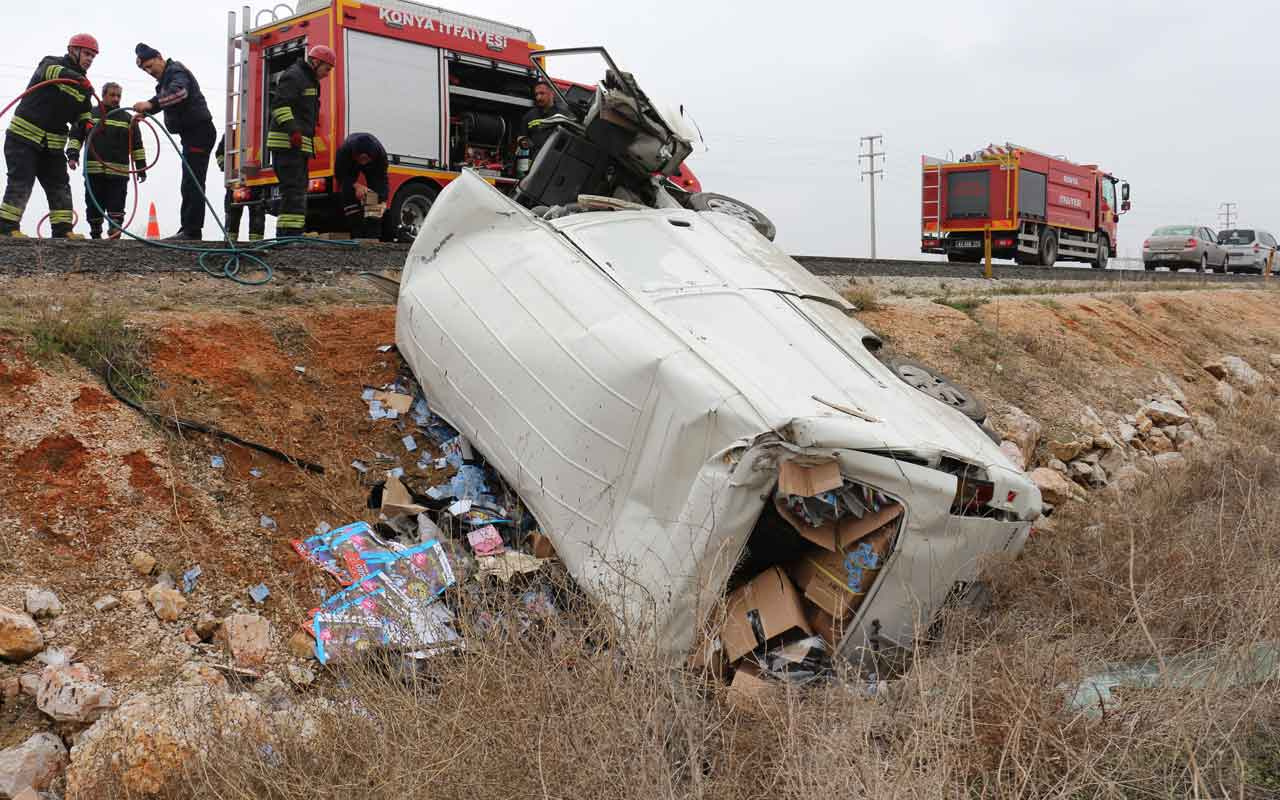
0 239 1265 285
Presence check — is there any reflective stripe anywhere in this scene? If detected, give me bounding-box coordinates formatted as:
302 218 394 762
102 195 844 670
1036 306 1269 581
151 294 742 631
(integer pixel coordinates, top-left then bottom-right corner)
277 214 306 226
44 65 63 81
302 88 317 96
105 118 130 129
249 233 263 241
88 161 130 174
48 210 74 223
0 203 22 222
78 112 93 123
7 119 43 145
56 84 87 103
132 149 146 160
271 107 294 123
66 138 80 151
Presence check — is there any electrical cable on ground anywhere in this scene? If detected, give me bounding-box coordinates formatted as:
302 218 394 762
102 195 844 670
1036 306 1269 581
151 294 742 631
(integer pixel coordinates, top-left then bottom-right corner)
103 361 326 475
2 77 361 284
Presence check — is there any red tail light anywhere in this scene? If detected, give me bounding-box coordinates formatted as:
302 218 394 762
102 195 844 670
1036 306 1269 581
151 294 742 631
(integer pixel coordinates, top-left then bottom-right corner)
232 187 252 203
307 178 328 193
1185 238 1198 249
995 238 1014 247
1254 243 1261 252
1143 239 1151 249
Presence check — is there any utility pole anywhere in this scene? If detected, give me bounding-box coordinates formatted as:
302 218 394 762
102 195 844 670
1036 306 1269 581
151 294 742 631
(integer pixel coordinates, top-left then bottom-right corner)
859 135 884 258
1218 202 1237 231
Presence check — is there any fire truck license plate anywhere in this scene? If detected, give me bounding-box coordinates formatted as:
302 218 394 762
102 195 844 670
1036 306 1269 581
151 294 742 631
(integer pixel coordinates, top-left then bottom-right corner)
954 240 981 249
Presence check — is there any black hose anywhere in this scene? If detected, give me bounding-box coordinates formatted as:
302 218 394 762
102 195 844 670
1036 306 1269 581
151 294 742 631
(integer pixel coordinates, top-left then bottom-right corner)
104 364 326 475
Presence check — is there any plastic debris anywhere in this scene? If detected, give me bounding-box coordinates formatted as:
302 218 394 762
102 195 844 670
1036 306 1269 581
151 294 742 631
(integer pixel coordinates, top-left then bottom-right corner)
249 583 270 604
448 499 473 516
294 366 307 374
210 455 225 469
377 344 394 353
402 435 418 452
351 460 369 473
435 458 447 470
315 521 332 537
259 515 277 530
369 399 387 420
362 388 376 402
182 565 203 594
475 551 546 583
250 468 264 478
467 525 505 556
388 467 405 479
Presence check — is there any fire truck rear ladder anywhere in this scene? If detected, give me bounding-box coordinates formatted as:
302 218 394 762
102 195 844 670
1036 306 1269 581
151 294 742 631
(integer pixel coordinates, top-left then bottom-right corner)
921 155 944 245
224 7 252 189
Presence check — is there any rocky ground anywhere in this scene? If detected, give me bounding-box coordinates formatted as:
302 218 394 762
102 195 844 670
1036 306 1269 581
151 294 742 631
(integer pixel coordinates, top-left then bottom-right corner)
1 273 1279 797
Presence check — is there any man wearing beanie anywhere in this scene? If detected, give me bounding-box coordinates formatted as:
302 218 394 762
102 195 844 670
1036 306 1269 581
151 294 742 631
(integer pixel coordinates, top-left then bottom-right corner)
133 43 216 240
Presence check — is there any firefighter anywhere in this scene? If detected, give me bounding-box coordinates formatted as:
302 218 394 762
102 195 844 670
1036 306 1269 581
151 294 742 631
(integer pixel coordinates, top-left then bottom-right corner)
81 82 146 240
267 46 336 238
0 34 97 239
132 43 216 241
214 134 265 241
334 132 388 238
520 81 570 158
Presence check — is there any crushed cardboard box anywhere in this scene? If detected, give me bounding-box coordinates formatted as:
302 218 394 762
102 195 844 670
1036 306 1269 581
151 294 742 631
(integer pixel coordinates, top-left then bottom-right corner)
775 500 903 553
382 476 427 517
777 459 842 498
789 525 893 621
721 566 812 663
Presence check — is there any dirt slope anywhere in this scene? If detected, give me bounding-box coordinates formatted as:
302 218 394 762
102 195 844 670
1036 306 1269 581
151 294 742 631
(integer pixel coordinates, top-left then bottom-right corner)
1 277 1277 749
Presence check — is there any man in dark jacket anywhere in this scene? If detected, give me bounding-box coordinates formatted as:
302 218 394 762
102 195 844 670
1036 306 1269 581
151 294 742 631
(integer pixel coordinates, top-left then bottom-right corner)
334 132 388 238
214 134 265 241
267 46 335 238
81 82 146 239
520 81 571 157
133 43 216 240
0 34 97 239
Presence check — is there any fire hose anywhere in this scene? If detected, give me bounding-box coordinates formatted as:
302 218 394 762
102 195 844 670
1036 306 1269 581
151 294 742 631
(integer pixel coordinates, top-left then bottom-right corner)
2 77 359 285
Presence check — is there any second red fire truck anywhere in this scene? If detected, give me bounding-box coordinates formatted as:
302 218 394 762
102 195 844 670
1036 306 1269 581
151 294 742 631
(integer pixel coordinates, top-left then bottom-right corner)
920 143 1131 268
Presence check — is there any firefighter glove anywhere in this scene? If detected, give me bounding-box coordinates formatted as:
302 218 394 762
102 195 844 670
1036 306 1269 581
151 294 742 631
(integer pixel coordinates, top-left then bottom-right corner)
137 171 147 183
289 130 303 150
67 156 79 172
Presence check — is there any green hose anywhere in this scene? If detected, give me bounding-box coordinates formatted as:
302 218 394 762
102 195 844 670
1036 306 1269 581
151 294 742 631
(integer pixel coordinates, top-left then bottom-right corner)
83 116 358 286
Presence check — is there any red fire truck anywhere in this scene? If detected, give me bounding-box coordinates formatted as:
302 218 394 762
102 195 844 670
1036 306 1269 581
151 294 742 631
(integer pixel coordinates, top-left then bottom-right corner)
223 0 704 240
920 143 1131 268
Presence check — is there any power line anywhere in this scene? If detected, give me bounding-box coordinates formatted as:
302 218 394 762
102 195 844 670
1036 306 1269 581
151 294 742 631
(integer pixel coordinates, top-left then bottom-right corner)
859 134 884 258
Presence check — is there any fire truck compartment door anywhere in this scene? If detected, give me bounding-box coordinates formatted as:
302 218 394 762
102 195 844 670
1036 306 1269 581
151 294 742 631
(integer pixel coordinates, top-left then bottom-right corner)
344 29 443 164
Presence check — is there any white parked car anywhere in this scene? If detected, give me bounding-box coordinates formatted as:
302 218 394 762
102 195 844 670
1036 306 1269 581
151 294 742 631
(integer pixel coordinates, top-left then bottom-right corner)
1219 228 1280 274
395 56 1041 668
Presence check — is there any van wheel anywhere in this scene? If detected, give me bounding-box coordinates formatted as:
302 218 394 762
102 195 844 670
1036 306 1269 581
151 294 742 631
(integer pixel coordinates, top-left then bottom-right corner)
688 192 777 241
1093 237 1109 269
1039 230 1058 266
881 357 988 423
387 181 440 243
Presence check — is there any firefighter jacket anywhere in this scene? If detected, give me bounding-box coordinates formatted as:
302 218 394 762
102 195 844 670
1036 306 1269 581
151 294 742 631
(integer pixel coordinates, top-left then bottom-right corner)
267 61 321 156
146 59 213 140
7 55 91 156
83 106 146 178
334 133 389 199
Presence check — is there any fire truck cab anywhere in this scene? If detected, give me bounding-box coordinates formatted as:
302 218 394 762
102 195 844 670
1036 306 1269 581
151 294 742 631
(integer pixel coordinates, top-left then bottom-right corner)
224 0 701 239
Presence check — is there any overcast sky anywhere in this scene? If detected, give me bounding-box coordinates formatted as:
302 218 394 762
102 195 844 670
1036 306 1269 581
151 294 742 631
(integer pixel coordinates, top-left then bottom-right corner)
0 0 1271 257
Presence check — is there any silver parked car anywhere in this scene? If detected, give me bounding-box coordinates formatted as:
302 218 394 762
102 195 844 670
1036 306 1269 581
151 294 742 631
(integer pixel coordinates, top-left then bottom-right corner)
1219 228 1279 274
1143 225 1228 273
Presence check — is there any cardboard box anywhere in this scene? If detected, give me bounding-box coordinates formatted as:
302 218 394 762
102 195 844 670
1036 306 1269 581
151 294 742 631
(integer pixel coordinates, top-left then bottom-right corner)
805 605 843 648
778 459 842 498
721 567 813 663
789 526 894 621
526 531 557 560
727 664 776 710
775 499 902 553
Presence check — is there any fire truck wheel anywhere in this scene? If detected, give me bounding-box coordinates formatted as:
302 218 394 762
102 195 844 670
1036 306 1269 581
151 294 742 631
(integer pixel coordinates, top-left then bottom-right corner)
1093 237 1109 270
1038 230 1058 267
880 357 988 423
687 193 776 241
387 181 440 243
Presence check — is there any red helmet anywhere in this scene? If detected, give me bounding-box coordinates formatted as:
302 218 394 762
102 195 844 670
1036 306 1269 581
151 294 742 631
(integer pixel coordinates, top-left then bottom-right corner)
68 33 100 55
308 45 337 68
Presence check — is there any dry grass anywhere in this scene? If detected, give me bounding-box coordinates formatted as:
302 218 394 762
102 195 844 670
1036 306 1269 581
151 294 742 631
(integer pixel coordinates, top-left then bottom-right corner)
843 284 882 312
73 401 1280 799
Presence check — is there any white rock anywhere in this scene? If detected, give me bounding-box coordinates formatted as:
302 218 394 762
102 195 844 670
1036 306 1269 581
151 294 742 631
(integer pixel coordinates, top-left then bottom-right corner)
1214 381 1239 408
998 440 1026 471
222 614 272 669
1141 399 1192 426
996 406 1042 467
23 589 62 621
92 596 119 613
34 647 75 668
1079 406 1106 436
0 607 44 663
1153 373 1188 405
1204 355 1264 393
1116 423 1139 445
36 663 114 724
0 732 67 798
1029 468 1084 505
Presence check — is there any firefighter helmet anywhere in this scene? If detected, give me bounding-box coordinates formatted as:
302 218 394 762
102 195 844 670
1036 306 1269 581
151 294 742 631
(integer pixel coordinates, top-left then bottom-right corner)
68 33 100 55
308 45 337 68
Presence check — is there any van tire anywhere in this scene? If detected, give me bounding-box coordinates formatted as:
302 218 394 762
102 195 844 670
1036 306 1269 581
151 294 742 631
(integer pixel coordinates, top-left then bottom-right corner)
687 193 777 241
881 357 988 423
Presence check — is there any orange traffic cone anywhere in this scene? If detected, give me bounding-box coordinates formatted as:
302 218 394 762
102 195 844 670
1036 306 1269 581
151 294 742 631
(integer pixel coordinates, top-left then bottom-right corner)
145 202 160 239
